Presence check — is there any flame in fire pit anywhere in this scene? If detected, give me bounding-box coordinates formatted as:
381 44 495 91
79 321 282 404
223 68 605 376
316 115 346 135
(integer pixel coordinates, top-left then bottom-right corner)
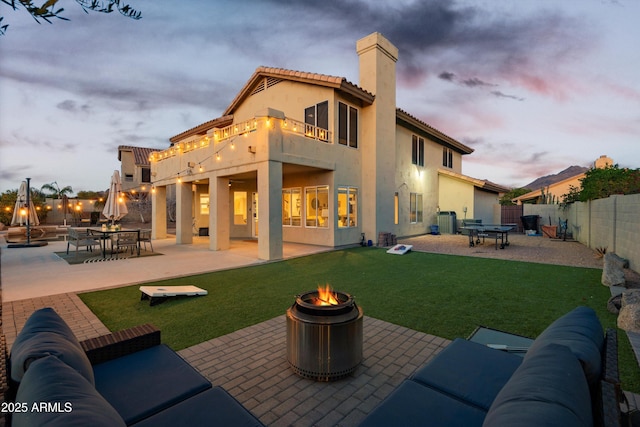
315 284 339 306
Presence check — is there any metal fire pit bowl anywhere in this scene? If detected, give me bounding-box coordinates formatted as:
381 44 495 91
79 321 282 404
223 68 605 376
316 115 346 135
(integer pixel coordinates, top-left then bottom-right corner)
286 290 363 381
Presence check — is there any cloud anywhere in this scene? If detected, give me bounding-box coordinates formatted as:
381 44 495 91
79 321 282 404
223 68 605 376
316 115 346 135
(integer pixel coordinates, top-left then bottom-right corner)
57 99 91 114
6 130 78 152
490 91 524 101
462 77 496 88
438 71 456 82
438 70 522 101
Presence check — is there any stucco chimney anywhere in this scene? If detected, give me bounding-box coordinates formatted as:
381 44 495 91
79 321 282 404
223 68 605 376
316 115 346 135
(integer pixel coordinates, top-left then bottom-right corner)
356 32 399 102
356 33 399 243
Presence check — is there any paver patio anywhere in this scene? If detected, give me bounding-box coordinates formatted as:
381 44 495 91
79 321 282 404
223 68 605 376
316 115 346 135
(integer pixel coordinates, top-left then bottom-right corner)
2 234 640 425
2 293 449 427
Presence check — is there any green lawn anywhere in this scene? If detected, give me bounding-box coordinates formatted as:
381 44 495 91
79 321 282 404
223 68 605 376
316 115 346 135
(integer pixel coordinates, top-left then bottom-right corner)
79 246 639 392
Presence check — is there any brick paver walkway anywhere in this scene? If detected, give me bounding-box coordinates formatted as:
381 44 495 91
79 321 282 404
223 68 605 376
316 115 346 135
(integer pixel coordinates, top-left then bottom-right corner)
179 315 449 427
3 293 109 351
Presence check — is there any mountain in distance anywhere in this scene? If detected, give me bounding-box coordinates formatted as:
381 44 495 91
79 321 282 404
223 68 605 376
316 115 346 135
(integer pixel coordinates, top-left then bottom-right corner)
522 165 588 190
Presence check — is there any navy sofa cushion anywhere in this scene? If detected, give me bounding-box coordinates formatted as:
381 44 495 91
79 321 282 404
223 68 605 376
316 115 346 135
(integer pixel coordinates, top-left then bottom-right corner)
93 344 212 425
483 343 593 427
411 338 522 410
359 379 487 427
132 386 264 427
10 307 94 385
13 355 125 427
526 306 603 386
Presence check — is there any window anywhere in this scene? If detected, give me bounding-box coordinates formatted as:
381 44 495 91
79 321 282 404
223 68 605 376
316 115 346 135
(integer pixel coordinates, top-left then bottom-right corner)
338 102 358 148
338 187 358 228
305 186 329 228
410 193 423 223
443 147 453 168
412 135 424 166
394 192 399 225
141 167 151 183
233 191 247 225
200 195 209 215
282 188 302 226
305 101 329 130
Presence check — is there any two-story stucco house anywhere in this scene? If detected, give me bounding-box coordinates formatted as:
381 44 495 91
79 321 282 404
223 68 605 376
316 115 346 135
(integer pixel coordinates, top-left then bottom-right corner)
118 145 160 194
150 32 502 260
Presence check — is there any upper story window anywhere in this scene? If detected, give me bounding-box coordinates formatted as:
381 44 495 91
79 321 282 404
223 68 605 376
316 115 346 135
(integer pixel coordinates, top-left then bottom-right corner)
412 135 424 167
305 101 329 130
443 147 453 168
141 167 151 183
338 102 358 148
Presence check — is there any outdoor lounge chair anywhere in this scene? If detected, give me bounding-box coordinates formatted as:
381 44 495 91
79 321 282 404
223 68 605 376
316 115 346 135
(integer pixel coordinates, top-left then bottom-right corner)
66 228 101 256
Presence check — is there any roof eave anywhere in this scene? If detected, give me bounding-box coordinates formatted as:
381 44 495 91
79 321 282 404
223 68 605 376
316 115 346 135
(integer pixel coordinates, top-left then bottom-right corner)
438 169 508 194
169 115 234 143
224 67 374 116
397 109 473 155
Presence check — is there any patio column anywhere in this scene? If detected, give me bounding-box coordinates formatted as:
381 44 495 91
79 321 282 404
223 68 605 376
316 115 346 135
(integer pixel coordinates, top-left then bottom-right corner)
257 160 283 261
176 181 193 244
210 176 230 251
151 186 167 239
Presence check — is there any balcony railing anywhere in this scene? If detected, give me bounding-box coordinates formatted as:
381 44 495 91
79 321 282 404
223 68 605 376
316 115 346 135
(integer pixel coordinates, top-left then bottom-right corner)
213 118 258 142
150 116 332 162
281 118 331 143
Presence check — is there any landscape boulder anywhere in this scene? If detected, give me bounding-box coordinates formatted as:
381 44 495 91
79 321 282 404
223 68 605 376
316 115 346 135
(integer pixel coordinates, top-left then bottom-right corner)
601 252 628 287
607 294 622 314
617 290 640 333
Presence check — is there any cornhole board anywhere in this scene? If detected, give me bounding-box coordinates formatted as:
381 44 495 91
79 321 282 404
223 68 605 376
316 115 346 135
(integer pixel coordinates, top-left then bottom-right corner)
140 285 208 306
386 244 412 255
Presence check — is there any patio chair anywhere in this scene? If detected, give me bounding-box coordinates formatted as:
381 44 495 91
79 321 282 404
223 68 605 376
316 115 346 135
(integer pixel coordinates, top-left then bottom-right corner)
67 228 101 256
138 229 153 252
114 232 140 257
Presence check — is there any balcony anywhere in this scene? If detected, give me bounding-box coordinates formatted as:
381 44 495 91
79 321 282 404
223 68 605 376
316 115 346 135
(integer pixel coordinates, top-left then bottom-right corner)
150 116 333 163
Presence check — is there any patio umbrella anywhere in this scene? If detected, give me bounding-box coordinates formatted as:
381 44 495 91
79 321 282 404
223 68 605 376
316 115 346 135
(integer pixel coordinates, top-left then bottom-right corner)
102 170 128 223
11 181 40 226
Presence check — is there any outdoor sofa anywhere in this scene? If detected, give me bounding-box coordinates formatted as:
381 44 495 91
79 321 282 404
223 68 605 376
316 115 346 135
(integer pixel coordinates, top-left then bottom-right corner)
360 306 624 427
4 307 264 426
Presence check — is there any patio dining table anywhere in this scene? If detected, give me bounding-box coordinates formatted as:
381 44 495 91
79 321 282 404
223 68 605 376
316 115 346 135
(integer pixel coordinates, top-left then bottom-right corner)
87 227 140 259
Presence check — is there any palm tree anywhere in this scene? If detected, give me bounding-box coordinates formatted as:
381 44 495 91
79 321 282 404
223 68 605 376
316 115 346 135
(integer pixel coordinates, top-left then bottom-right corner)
41 182 73 199
41 182 73 225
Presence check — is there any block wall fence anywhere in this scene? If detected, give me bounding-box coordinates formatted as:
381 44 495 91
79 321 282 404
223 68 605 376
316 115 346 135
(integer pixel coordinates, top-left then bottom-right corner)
522 194 640 272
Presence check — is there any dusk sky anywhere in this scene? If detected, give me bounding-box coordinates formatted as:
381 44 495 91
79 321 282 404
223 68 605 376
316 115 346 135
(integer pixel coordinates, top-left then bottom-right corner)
1 0 638 194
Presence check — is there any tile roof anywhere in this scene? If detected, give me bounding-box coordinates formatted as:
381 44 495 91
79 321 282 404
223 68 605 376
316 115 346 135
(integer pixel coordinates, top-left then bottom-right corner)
438 169 509 194
118 146 161 166
396 109 474 155
223 66 375 117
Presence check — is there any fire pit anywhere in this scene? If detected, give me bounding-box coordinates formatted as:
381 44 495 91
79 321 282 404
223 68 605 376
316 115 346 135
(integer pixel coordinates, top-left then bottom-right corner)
286 285 363 381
